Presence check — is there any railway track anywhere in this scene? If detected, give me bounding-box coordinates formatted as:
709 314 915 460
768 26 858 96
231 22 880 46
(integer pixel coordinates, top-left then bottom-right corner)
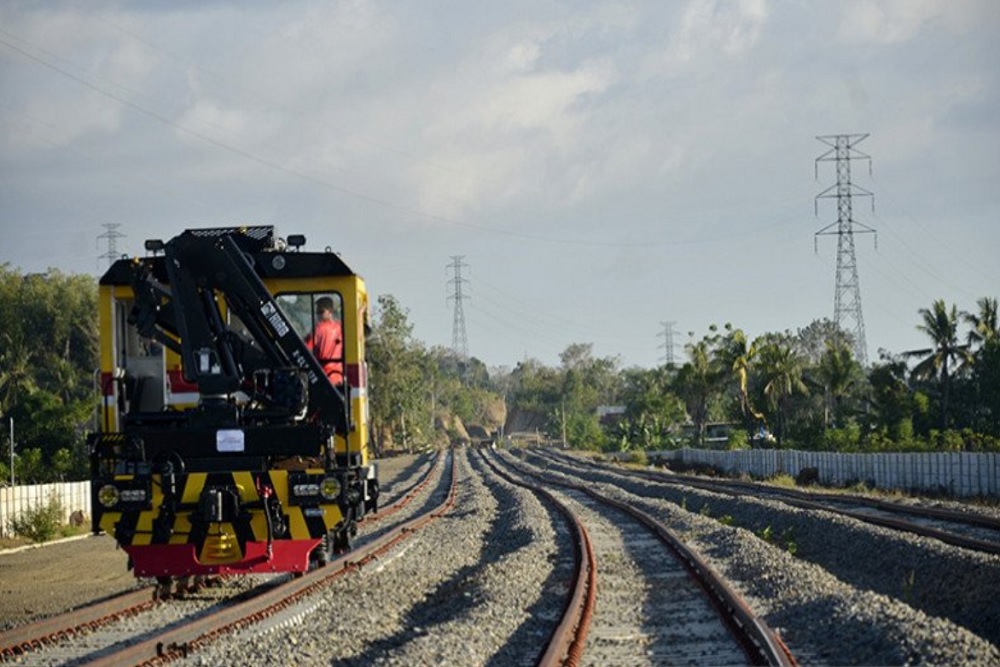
521 446 1000 651
3 448 997 665
0 451 449 666
473 449 595 666
482 448 796 667
539 448 1000 555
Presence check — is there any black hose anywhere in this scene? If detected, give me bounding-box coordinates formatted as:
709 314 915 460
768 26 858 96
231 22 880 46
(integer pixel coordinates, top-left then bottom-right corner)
262 491 274 559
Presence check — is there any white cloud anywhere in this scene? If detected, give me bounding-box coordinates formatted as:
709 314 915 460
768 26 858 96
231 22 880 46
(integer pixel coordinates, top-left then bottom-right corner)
474 63 617 136
0 8 160 149
1 0 996 368
646 0 769 75
407 29 620 219
838 0 993 44
501 42 542 74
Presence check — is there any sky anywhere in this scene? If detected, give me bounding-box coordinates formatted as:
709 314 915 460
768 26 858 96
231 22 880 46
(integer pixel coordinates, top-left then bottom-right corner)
1 0 997 371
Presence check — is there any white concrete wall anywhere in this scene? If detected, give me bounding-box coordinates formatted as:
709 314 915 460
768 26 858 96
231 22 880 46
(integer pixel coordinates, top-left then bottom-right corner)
654 449 1000 497
0 481 90 538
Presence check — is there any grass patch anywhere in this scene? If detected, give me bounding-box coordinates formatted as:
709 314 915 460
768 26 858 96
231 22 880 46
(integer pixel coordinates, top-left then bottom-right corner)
0 535 33 550
767 473 797 488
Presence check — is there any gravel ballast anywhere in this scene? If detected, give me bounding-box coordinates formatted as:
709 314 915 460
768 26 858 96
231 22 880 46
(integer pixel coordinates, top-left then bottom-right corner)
512 449 1000 666
183 447 569 666
4 447 998 666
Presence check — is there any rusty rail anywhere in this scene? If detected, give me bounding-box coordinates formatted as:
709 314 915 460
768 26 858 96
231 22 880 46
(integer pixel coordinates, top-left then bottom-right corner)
544 449 1000 556
496 449 797 667
475 449 597 667
85 452 457 667
0 451 447 663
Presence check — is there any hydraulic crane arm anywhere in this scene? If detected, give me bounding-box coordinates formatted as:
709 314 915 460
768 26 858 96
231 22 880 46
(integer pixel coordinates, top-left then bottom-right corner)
126 228 349 435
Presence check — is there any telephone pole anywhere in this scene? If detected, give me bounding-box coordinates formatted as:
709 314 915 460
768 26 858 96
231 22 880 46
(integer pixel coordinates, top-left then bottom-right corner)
97 223 126 268
814 134 876 366
659 320 677 367
446 256 469 358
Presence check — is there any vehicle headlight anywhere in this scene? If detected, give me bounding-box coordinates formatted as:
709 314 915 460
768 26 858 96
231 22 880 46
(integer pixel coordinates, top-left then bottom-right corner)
98 484 120 508
293 483 320 496
320 476 341 500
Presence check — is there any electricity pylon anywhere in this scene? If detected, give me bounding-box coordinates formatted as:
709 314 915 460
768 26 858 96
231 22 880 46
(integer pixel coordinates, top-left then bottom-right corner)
659 321 677 367
97 223 125 268
447 256 469 358
814 134 876 366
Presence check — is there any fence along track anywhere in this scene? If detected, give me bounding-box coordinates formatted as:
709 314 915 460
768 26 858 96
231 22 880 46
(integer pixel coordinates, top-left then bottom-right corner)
0 481 90 538
544 449 1000 556
658 448 999 497
489 448 796 667
0 452 450 665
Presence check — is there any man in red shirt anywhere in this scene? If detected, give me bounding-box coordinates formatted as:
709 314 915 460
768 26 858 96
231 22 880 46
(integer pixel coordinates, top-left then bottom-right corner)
305 296 344 385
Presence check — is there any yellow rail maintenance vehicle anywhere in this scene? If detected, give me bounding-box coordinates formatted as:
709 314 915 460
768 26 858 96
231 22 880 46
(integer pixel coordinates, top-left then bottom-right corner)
89 226 377 586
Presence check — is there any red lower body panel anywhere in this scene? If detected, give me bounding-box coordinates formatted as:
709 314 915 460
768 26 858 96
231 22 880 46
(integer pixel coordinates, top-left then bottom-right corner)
124 539 322 578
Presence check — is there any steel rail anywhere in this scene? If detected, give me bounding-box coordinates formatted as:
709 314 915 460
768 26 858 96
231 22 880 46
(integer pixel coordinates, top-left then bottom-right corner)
82 451 456 667
0 587 158 661
542 449 1000 555
498 449 797 667
475 448 597 667
361 451 444 524
0 452 445 663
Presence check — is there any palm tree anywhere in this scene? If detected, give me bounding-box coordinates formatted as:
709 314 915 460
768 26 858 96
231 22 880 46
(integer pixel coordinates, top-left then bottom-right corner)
716 327 767 433
907 299 970 429
675 339 717 446
757 340 808 446
0 331 37 414
814 340 862 430
964 297 998 349
963 297 1000 435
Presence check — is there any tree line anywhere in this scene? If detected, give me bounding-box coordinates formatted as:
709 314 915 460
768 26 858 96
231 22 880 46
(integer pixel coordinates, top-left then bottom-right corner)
372 297 1000 455
0 265 98 483
0 263 997 485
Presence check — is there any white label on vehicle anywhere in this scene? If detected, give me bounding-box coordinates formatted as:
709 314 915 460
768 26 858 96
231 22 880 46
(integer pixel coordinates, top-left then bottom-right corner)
217 429 245 452
260 302 290 337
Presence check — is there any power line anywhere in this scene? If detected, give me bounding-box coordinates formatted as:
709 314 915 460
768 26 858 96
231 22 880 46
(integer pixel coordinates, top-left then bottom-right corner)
814 133 876 366
0 28 817 252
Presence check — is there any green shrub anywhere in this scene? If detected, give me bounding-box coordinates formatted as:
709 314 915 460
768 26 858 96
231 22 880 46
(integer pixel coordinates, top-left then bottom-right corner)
727 430 750 451
822 422 861 451
10 494 64 542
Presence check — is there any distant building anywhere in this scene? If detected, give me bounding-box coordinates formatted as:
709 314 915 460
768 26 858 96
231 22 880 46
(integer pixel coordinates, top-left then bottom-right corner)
597 405 626 427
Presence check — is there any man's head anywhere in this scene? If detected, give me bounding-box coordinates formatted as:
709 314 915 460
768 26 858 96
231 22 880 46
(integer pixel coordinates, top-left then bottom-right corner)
316 296 335 319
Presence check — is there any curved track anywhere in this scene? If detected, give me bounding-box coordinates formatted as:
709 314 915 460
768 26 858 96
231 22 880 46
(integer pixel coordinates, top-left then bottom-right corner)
544 449 1000 555
485 448 796 667
476 449 596 667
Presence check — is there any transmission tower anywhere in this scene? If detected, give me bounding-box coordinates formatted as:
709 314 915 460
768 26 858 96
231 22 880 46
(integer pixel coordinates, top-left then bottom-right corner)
814 134 876 366
659 321 677 367
446 255 469 358
96 223 126 268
